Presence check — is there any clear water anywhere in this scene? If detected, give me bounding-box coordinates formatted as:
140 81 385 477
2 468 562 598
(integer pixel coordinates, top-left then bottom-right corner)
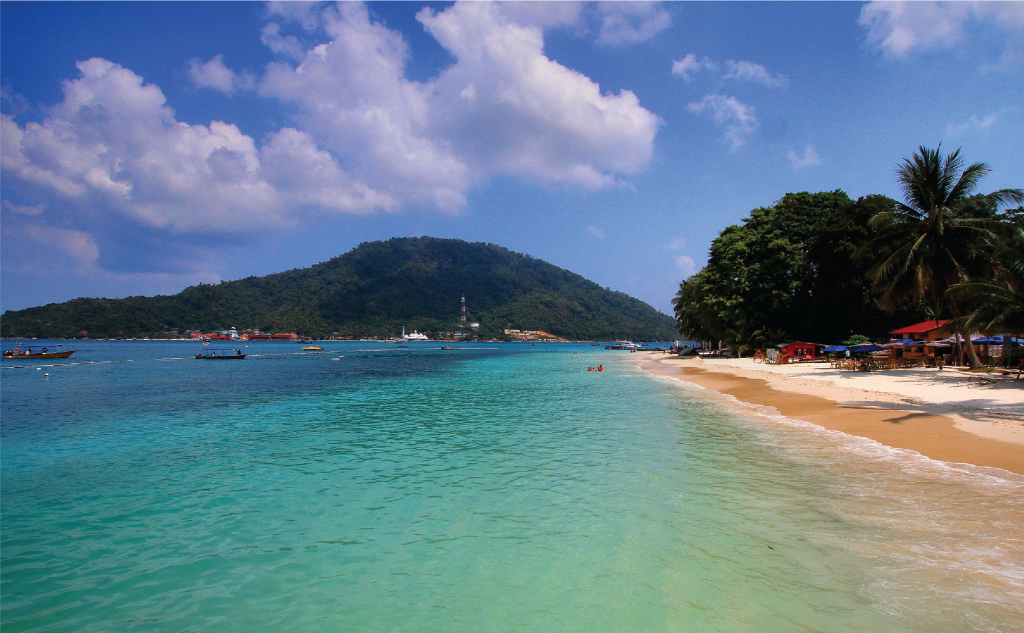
2 341 1022 632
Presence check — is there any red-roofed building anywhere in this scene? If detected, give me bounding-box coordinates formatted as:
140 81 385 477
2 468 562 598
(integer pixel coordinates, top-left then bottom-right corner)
780 341 820 361
889 320 950 342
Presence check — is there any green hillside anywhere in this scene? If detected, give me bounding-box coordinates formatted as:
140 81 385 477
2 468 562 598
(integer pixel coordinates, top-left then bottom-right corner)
1 237 677 341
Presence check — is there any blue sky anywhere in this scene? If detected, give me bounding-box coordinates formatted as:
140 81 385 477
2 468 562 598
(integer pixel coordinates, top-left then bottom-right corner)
2 1 1022 315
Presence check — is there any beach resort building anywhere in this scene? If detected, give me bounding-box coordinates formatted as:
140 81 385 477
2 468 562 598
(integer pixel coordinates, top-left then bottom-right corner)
889 319 951 342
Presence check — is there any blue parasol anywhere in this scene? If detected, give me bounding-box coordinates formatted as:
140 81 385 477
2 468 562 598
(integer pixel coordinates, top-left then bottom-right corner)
850 344 887 352
822 345 848 352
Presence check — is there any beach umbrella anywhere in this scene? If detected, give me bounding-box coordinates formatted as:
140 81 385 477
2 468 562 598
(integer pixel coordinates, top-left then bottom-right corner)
891 338 922 345
972 335 1022 344
822 345 848 352
850 344 887 353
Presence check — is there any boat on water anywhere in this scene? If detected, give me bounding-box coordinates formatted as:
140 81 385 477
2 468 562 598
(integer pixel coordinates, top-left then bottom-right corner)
605 341 645 350
440 345 453 350
3 344 76 359
195 347 246 359
302 346 323 351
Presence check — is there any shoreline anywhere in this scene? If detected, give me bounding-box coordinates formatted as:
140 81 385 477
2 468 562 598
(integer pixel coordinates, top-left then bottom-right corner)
634 355 1024 476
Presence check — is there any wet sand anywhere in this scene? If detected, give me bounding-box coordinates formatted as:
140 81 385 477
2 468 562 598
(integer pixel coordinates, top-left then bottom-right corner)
636 355 1024 476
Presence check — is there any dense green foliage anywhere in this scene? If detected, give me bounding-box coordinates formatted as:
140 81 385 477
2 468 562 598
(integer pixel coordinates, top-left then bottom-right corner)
675 147 1022 355
0 237 677 341
673 191 928 349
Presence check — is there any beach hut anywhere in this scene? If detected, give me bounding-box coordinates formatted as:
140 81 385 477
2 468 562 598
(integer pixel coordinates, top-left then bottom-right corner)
779 341 820 362
889 320 951 342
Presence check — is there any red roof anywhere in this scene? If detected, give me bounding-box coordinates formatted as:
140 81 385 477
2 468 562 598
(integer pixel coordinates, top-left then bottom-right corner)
889 320 950 335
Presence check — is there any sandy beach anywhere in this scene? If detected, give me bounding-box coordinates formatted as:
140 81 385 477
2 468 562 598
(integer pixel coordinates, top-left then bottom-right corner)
635 354 1024 476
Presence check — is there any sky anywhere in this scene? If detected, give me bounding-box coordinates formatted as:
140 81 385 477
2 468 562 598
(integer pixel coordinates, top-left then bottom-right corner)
2 1 1022 315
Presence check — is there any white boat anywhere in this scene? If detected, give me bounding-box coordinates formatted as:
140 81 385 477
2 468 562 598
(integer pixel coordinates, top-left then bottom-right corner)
605 341 643 350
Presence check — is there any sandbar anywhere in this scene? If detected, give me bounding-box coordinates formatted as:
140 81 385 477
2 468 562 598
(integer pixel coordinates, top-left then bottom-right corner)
634 355 1024 476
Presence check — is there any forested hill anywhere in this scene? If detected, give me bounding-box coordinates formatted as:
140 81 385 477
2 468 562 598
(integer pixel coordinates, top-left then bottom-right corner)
0 237 677 341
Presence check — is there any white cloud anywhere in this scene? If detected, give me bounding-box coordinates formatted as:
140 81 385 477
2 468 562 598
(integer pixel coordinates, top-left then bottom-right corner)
495 2 584 31
687 94 756 150
187 55 254 94
258 2 658 210
663 236 686 250
420 2 660 189
260 22 307 60
723 60 787 88
28 225 99 267
944 109 1015 137
671 54 717 81
674 254 696 276
594 2 672 46
587 225 606 239
1 199 44 215
786 145 822 170
260 2 471 212
2 2 662 280
1 58 391 232
859 1 1024 64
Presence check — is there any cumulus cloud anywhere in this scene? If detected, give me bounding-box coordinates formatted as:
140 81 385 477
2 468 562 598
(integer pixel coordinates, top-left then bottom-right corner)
786 145 822 169
671 54 717 81
687 94 756 150
859 1 1024 65
0 57 397 278
723 60 787 88
187 55 255 94
674 254 696 277
859 2 972 56
2 2 661 280
495 2 584 31
593 2 672 46
258 2 659 207
420 2 660 188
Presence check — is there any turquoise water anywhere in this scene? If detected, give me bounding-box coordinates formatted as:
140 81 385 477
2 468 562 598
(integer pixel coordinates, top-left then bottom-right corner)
2 341 1022 632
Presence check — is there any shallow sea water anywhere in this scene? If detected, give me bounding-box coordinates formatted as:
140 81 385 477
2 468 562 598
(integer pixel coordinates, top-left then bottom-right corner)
2 341 1022 632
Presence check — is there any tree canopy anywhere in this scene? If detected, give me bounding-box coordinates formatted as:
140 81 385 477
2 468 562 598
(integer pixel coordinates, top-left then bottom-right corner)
673 191 925 349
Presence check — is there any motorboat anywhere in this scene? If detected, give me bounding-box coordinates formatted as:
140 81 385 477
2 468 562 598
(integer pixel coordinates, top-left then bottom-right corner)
302 346 323 351
3 344 76 359
605 341 644 350
196 347 246 359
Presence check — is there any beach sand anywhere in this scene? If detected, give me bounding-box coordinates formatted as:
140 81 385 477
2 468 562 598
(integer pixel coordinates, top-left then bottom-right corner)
635 355 1024 476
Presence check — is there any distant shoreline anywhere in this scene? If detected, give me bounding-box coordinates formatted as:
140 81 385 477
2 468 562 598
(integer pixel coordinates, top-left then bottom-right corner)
635 355 1024 476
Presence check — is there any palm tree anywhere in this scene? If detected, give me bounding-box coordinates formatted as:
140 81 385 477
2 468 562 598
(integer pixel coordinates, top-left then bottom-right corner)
862 145 1023 367
947 215 1024 365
